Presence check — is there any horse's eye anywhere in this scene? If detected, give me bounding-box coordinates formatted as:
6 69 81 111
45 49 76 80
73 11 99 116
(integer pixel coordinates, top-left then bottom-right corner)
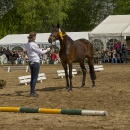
56 29 59 32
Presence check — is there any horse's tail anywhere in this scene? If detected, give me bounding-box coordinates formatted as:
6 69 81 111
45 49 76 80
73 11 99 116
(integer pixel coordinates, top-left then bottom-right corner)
89 66 96 80
88 60 96 80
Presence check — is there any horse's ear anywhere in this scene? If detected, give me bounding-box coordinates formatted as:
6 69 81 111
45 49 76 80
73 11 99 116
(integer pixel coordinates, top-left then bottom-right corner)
57 23 60 28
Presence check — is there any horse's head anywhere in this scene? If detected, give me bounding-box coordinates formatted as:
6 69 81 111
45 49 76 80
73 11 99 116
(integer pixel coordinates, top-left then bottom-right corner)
48 23 63 43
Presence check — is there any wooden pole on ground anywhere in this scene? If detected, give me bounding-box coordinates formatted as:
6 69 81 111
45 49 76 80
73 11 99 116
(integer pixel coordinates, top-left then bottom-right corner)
0 107 108 116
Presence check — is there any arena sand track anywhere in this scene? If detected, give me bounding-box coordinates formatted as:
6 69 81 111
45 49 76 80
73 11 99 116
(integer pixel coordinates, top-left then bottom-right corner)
0 64 130 130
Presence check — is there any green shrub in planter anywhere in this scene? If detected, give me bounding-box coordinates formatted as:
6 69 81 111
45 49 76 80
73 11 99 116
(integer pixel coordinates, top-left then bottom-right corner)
0 79 6 89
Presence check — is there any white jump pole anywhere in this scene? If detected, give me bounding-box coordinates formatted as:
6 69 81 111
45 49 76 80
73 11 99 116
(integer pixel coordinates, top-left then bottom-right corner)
0 107 108 116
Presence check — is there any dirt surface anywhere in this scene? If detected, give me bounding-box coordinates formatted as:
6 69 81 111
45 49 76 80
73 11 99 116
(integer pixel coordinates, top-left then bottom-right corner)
0 64 130 130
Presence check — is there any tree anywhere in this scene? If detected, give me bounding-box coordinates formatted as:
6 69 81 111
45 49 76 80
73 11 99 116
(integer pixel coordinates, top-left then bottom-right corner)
0 0 15 37
0 0 71 38
14 0 71 33
113 0 130 14
0 0 120 39
63 0 115 31
0 0 14 17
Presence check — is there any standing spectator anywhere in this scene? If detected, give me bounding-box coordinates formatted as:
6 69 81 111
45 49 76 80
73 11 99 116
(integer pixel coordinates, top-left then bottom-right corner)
0 47 5 55
114 41 122 63
0 48 3 56
9 51 14 64
2 48 6 55
121 40 128 63
5 47 10 63
26 31 50 97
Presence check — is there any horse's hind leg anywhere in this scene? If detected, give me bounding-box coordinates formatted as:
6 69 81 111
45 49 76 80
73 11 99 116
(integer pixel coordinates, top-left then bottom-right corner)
88 58 96 87
79 61 86 88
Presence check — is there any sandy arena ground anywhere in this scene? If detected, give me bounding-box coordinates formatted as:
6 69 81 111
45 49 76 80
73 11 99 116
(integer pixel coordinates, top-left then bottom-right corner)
0 63 130 130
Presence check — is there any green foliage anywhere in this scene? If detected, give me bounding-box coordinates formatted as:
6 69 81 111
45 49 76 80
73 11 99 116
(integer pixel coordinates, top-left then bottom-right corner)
12 46 23 51
0 79 6 89
14 0 70 33
113 0 130 14
63 0 96 31
0 0 128 39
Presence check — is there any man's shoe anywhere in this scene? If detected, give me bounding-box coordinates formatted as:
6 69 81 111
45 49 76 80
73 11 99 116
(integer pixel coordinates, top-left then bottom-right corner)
30 92 39 97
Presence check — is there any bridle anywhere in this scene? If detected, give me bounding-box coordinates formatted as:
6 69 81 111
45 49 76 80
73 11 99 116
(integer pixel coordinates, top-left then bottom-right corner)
50 28 67 41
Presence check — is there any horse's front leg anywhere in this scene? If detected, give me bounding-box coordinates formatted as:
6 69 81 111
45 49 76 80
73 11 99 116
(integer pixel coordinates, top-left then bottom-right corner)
68 63 73 91
62 63 69 90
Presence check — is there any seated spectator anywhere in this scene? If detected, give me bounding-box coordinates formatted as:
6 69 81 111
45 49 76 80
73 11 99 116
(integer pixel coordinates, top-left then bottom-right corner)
106 48 111 63
25 54 29 63
18 52 24 64
111 49 117 64
23 51 29 63
50 51 58 64
101 49 108 63
12 51 19 64
94 48 102 64
42 53 48 64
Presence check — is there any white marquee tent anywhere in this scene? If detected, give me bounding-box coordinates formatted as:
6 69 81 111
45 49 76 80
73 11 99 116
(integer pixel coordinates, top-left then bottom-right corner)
88 15 130 50
0 32 89 50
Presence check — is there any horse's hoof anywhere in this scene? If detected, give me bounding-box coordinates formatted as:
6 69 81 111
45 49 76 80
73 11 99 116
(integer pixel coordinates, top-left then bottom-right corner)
67 88 72 92
68 89 72 92
92 85 95 88
65 87 69 90
80 85 85 88
65 88 71 92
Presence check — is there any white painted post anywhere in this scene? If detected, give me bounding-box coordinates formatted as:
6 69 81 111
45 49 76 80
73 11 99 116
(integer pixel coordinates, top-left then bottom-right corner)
22 60 25 65
15 60 18 65
42 60 44 65
8 67 10 72
26 66 29 72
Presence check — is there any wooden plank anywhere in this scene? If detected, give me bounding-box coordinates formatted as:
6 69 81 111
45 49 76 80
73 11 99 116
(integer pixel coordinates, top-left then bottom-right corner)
18 73 46 85
3 66 29 72
73 64 104 72
57 69 77 78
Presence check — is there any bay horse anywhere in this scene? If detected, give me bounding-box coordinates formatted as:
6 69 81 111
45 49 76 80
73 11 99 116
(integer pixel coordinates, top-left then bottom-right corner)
48 24 96 91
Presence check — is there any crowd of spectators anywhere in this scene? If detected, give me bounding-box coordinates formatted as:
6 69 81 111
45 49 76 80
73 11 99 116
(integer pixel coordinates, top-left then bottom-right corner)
94 40 129 64
0 40 129 65
0 47 60 65
0 47 29 64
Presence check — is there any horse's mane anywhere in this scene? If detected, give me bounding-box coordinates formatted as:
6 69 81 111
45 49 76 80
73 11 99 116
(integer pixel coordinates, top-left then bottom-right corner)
61 29 73 43
66 35 73 43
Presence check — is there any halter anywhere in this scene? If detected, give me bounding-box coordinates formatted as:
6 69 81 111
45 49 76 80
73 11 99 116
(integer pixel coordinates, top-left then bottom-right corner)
59 29 66 40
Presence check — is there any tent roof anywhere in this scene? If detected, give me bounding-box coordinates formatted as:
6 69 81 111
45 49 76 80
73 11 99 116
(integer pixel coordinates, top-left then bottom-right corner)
0 33 50 45
0 32 89 46
122 25 130 36
89 15 130 37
